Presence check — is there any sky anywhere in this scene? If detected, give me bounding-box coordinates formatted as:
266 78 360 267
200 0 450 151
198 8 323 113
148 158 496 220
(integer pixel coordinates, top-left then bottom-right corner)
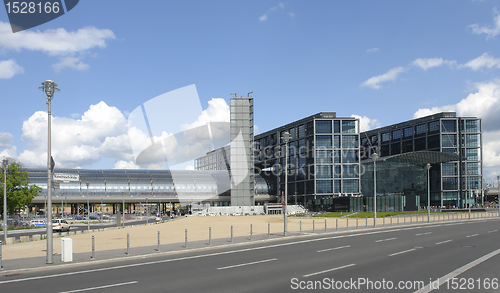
0 1 499 183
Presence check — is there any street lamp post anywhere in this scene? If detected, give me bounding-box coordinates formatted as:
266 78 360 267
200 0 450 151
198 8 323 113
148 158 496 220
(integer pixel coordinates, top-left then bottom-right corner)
39 80 60 264
426 164 431 223
282 132 291 236
146 197 148 224
497 175 500 217
2 159 7 243
371 153 379 227
86 182 89 231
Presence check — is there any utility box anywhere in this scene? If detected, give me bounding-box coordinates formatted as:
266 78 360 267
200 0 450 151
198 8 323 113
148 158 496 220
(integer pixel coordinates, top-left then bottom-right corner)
61 238 73 262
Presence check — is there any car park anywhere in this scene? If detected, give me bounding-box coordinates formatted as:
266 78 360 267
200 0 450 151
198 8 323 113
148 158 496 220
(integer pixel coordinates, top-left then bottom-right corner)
52 219 70 232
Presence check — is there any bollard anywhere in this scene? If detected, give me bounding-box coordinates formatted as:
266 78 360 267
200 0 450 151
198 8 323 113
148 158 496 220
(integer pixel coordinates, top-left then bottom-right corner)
347 218 349 229
268 223 270 239
91 235 95 260
410 214 412 224
0 240 2 270
300 220 302 235
313 220 315 233
325 219 327 232
157 231 160 252
126 233 130 255
366 216 368 228
336 218 338 232
404 215 406 225
356 217 358 229
209 227 211 245
383 217 385 227
250 224 252 240
398 216 400 225
391 217 393 226
231 225 233 243
184 229 187 248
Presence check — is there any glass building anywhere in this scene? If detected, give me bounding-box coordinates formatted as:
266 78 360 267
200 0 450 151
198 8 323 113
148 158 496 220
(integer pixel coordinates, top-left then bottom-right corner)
360 112 482 208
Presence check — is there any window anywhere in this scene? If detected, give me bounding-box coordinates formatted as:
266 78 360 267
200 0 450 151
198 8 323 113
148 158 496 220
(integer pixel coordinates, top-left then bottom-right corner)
343 179 359 193
392 130 402 140
466 134 479 147
333 150 341 163
404 127 413 138
428 121 439 133
342 135 358 148
333 120 340 133
298 124 306 138
316 135 332 148
315 120 332 133
466 148 478 161
382 132 391 142
342 165 358 178
342 150 357 163
442 134 457 147
427 135 440 149
334 165 341 178
316 150 332 163
316 180 333 194
443 178 458 190
416 124 426 136
316 165 333 179
441 120 456 132
442 163 457 176
467 162 479 175
464 120 478 133
342 120 356 133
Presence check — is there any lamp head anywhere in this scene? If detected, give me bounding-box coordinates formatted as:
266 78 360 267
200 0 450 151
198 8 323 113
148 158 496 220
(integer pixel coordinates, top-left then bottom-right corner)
38 80 60 98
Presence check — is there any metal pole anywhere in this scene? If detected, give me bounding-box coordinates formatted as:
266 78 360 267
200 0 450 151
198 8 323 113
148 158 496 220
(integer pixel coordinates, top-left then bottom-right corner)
497 176 499 217
250 224 252 240
371 153 378 228
325 219 327 232
283 132 290 236
46 97 53 264
231 225 233 243
91 235 95 259
0 240 2 270
427 164 431 223
157 231 160 252
185 229 187 248
300 220 302 235
209 227 211 245
336 218 338 231
313 220 315 233
146 198 148 224
268 223 270 238
126 233 129 255
469 190 471 219
3 160 7 243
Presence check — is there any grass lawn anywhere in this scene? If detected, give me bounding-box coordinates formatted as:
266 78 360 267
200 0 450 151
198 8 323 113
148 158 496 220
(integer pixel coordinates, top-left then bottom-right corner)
316 210 441 218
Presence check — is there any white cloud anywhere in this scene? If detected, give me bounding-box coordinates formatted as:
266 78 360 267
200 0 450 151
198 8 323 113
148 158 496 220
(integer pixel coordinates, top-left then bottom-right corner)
185 165 195 170
469 8 500 39
114 160 140 169
52 56 90 72
366 48 379 53
0 59 24 78
360 66 407 89
259 3 293 22
411 57 456 70
0 22 115 55
414 79 500 179
462 53 500 71
0 132 14 148
351 115 380 132
18 101 131 168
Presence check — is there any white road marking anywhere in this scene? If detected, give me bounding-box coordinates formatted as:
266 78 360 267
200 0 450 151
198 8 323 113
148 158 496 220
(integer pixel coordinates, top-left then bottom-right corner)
58 281 138 293
414 247 500 293
375 237 397 243
466 234 478 238
435 240 452 245
217 258 277 270
389 248 419 257
303 264 356 278
487 230 497 233
317 245 351 252
415 232 432 236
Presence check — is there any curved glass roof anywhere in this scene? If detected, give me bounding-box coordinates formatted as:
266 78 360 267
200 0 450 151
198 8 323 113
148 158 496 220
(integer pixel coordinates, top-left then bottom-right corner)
379 151 461 166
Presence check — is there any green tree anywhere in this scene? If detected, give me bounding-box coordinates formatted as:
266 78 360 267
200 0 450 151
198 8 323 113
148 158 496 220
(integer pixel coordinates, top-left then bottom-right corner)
0 160 41 214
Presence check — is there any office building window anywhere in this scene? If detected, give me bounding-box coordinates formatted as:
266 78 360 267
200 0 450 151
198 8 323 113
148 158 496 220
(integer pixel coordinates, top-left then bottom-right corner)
342 120 356 133
315 120 332 133
443 177 458 190
403 127 413 138
428 121 439 134
464 120 478 133
415 138 426 151
382 132 391 142
333 135 340 148
466 148 478 161
298 124 306 138
334 180 341 193
467 162 479 175
392 130 402 140
342 150 358 163
342 135 358 148
334 165 341 178
316 165 333 179
442 134 457 147
427 135 440 149
316 135 332 148
316 150 332 164
442 163 457 176
466 134 479 147
343 179 359 193
333 120 340 133
441 120 456 132
416 124 426 136
342 165 358 178
316 180 333 194
333 150 341 163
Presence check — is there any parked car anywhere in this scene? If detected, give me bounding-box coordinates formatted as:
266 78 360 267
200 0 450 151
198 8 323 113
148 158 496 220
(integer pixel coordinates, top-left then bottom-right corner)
30 219 46 228
52 219 70 232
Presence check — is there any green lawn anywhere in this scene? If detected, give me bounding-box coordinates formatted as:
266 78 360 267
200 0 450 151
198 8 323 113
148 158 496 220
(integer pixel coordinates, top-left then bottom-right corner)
316 210 440 218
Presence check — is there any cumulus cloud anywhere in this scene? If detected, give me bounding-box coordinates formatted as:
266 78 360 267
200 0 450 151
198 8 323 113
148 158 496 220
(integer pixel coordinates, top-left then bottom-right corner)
259 3 294 22
52 56 90 72
0 59 24 78
462 53 500 71
18 101 131 168
469 8 500 39
0 132 14 148
114 160 140 169
411 57 456 70
351 115 381 132
360 66 407 89
0 22 115 55
413 79 500 179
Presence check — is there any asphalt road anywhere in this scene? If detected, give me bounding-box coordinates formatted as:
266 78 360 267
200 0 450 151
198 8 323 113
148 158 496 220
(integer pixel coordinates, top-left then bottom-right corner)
1 218 499 292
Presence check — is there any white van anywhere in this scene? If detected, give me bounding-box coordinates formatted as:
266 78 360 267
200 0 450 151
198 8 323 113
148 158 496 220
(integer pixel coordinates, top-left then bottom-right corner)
30 219 46 227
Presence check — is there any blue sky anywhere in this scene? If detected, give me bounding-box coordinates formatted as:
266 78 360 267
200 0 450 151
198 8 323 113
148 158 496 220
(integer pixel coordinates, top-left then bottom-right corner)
0 1 499 183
